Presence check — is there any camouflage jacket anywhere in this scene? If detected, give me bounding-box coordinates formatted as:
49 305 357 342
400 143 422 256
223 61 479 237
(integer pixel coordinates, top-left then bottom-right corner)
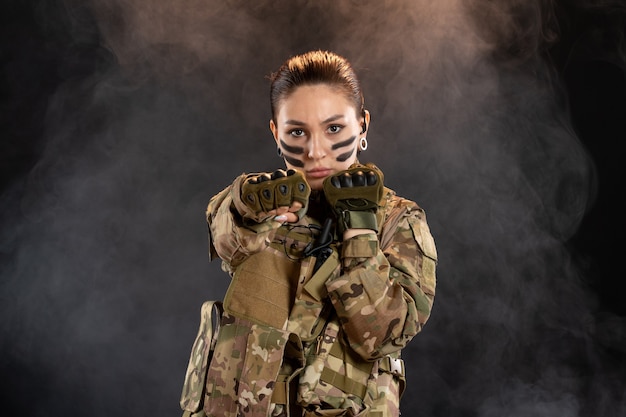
200 173 437 417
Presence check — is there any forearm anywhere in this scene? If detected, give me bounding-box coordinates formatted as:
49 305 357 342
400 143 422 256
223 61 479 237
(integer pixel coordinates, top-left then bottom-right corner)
327 210 436 358
326 232 432 360
206 177 279 269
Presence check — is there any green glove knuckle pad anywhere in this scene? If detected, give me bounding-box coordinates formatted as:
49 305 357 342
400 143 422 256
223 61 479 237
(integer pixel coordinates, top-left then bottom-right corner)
324 164 383 208
323 163 384 233
242 169 310 214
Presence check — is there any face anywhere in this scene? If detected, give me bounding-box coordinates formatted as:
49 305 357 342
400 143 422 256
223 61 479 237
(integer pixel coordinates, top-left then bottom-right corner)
270 84 370 190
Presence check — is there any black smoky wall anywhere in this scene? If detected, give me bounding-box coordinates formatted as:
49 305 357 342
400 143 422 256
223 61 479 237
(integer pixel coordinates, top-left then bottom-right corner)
1 0 624 416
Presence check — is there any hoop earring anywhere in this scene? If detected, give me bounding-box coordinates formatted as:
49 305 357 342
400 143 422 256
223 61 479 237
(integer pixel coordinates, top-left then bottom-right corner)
277 147 283 157
358 137 368 152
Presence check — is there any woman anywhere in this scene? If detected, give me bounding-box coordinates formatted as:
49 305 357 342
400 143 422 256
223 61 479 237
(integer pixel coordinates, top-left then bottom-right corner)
181 50 437 417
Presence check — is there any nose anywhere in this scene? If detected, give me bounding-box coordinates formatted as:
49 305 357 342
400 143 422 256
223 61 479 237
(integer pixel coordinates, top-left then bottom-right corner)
307 133 326 160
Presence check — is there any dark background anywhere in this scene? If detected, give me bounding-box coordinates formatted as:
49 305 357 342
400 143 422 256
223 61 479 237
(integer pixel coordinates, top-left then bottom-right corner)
1 1 624 416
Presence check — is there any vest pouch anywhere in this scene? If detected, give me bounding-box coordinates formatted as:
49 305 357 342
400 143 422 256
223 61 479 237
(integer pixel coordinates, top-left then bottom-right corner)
236 323 292 415
180 301 223 416
298 321 373 416
202 315 293 416
203 314 251 416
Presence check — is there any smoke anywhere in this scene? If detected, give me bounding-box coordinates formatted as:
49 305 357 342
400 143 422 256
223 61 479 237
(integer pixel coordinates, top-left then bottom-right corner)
1 0 624 415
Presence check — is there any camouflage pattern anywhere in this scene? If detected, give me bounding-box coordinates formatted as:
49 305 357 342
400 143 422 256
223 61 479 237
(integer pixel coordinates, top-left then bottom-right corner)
298 320 370 415
180 301 223 416
365 354 405 417
202 312 297 417
193 171 437 416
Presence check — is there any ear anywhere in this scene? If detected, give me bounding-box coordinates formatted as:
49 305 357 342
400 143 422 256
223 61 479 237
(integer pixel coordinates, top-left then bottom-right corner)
361 110 371 134
269 119 279 145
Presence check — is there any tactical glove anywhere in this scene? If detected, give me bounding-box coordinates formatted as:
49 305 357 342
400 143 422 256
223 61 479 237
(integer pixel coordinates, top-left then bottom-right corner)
323 163 384 236
240 169 310 222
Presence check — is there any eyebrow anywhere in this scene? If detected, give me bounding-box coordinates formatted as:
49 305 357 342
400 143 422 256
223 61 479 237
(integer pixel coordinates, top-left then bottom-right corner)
283 114 346 126
284 119 306 126
322 114 345 124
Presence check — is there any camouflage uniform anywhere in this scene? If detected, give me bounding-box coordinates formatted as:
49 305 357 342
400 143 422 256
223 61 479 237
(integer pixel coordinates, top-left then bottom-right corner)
195 172 436 417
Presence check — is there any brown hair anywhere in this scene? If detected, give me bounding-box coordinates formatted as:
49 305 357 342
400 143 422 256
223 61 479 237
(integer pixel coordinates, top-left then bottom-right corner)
269 50 364 122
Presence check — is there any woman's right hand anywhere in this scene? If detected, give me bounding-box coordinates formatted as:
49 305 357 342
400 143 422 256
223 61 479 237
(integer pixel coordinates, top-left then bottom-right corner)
239 169 310 223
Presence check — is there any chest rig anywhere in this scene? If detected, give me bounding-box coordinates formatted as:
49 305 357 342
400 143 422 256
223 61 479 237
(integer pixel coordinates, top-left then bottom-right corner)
182 189 407 417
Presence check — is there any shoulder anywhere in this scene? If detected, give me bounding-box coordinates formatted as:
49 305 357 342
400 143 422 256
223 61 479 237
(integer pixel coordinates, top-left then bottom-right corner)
380 187 425 220
206 183 234 223
378 187 434 256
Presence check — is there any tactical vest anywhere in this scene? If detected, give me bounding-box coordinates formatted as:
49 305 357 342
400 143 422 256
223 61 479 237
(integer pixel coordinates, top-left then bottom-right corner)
181 189 414 417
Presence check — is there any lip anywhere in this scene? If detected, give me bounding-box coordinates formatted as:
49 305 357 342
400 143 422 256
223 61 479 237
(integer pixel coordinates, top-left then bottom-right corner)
307 167 333 179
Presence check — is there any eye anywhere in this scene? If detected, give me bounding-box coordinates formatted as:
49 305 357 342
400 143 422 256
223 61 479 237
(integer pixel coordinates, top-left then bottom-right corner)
289 128 305 137
327 125 343 134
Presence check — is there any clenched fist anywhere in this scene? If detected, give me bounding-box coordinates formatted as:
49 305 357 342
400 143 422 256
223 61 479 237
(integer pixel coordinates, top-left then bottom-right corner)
323 163 384 235
240 169 310 222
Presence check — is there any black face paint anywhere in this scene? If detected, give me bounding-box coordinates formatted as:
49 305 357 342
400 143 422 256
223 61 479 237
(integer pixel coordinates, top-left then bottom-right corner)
280 139 304 154
283 154 305 167
279 135 357 166
279 139 305 167
336 147 356 162
331 136 356 150
332 135 357 162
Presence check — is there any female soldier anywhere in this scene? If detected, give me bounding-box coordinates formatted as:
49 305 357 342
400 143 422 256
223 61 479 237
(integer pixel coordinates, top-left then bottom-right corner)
181 50 437 417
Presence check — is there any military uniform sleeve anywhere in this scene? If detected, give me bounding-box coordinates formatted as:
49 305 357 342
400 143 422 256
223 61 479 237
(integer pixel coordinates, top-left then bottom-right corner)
325 198 437 360
206 174 282 272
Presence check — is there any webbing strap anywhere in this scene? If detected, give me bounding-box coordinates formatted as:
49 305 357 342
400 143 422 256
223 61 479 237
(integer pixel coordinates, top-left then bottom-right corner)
378 356 406 399
320 367 368 399
329 341 373 374
271 381 288 405
343 210 378 232
323 342 407 400
319 340 373 398
378 356 405 377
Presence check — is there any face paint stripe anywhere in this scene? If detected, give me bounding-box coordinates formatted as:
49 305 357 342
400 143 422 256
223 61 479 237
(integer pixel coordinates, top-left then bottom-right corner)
283 154 305 167
336 148 355 162
280 139 304 154
331 136 356 150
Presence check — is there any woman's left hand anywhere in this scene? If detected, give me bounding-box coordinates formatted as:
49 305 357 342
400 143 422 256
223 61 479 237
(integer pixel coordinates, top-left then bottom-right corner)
323 163 384 236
